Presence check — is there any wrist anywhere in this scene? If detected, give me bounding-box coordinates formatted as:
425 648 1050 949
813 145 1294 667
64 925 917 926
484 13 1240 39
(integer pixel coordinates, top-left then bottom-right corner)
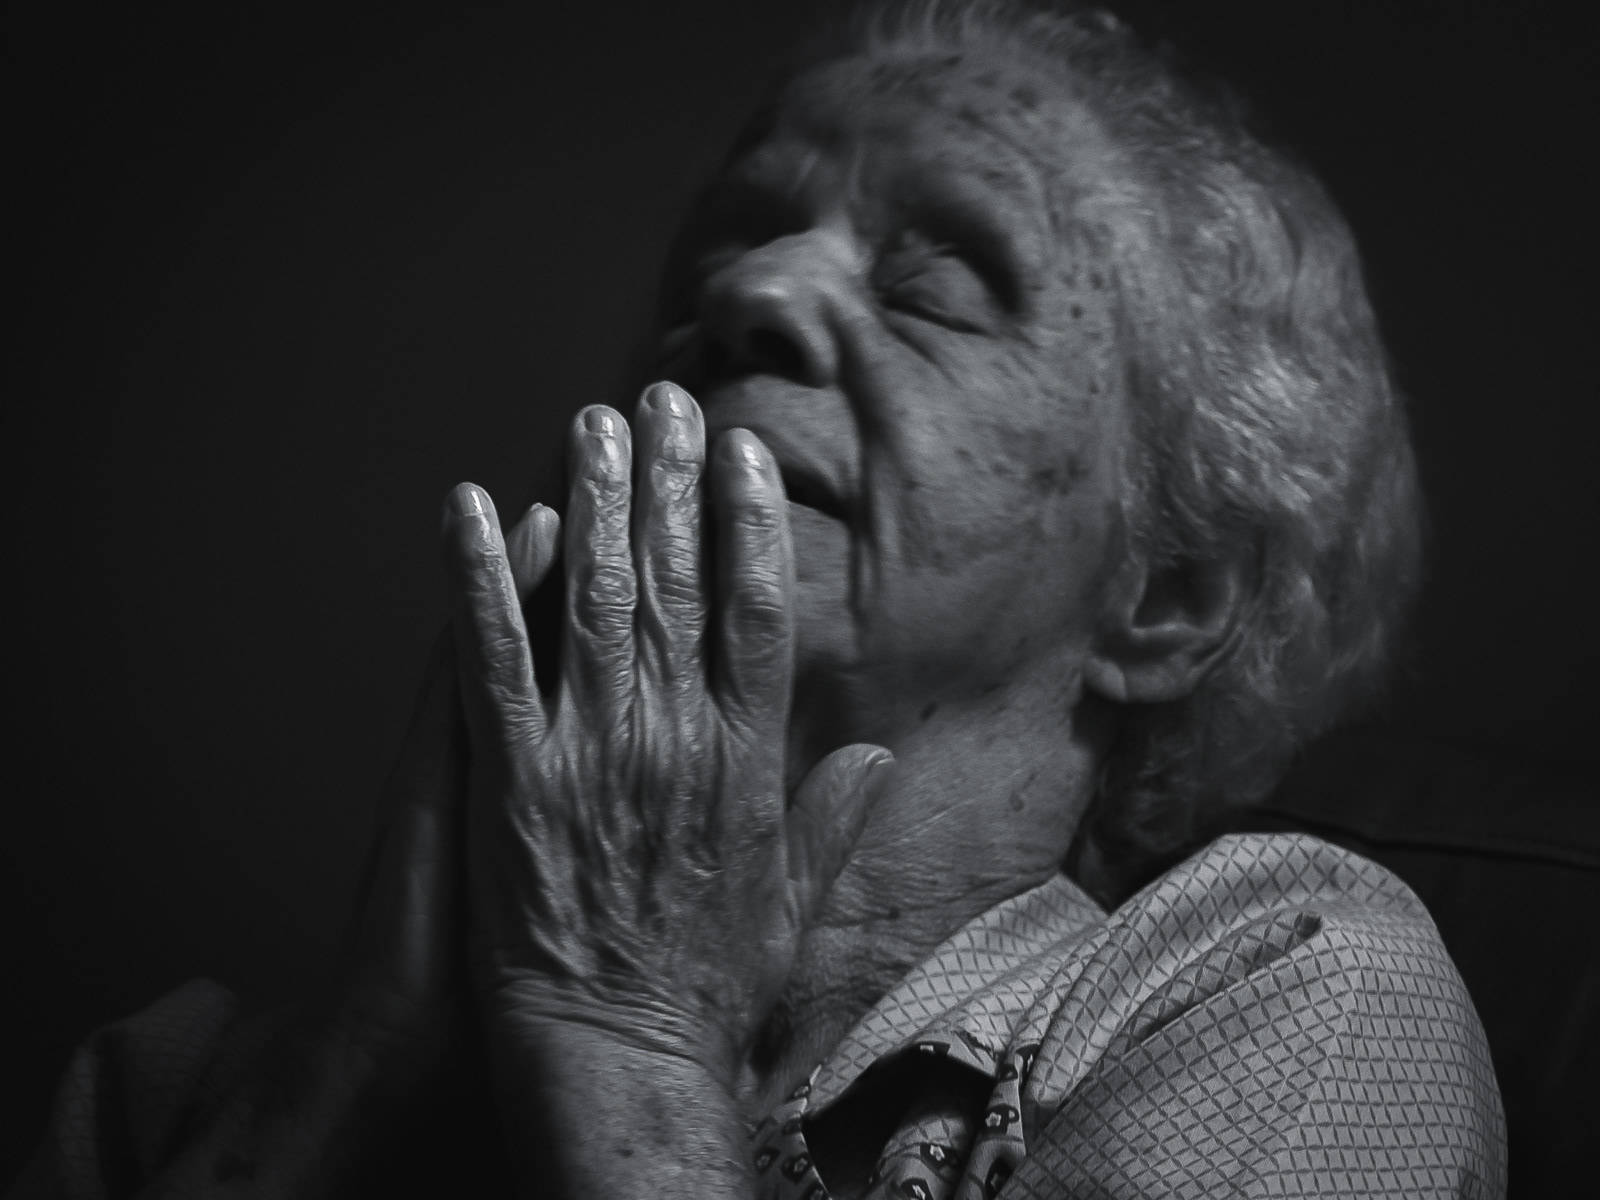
488 981 742 1090
482 972 744 1087
485 1015 750 1198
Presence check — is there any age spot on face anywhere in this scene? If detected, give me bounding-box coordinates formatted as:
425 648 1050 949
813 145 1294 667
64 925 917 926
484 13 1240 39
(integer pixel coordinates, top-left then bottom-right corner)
730 50 1134 707
1030 452 1089 499
956 102 994 132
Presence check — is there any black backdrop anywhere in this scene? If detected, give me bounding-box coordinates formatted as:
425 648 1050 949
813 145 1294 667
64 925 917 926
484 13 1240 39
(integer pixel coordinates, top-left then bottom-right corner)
5 0 1597 1181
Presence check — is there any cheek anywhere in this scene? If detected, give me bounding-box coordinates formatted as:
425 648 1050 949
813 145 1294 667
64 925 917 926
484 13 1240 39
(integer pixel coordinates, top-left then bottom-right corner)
894 452 1051 575
891 341 1115 577
863 224 1126 581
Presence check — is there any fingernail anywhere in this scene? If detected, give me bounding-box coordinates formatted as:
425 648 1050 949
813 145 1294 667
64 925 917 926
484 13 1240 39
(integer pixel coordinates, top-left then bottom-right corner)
584 407 617 437
739 438 764 468
648 380 686 418
449 484 485 517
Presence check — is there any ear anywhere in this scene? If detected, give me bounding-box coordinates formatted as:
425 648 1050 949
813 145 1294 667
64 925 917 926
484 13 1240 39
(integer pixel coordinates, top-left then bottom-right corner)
1083 549 1254 705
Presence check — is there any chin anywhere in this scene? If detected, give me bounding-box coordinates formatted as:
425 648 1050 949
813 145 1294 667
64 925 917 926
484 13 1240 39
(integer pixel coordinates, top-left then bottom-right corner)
789 501 853 621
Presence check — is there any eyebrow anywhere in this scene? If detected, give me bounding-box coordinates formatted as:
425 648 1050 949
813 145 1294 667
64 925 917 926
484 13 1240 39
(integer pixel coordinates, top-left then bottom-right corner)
689 143 821 237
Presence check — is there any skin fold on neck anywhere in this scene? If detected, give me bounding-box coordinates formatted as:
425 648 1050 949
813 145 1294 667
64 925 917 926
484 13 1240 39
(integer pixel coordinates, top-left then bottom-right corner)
741 641 1109 1119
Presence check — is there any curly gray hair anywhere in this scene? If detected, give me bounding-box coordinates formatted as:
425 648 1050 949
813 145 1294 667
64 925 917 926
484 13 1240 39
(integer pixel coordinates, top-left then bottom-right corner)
839 0 1425 900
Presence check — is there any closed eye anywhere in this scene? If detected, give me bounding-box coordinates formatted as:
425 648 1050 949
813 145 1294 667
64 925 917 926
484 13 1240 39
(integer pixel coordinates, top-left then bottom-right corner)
876 241 995 334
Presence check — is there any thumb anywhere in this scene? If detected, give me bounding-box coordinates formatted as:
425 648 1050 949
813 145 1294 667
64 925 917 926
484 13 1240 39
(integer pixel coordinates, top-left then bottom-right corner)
786 744 895 922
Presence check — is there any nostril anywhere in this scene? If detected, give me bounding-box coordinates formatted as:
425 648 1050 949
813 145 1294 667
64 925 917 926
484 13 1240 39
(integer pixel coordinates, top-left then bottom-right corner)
744 326 810 383
701 338 733 384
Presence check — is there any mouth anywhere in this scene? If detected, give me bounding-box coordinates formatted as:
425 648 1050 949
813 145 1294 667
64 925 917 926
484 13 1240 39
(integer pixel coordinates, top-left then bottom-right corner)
692 379 857 526
778 462 851 522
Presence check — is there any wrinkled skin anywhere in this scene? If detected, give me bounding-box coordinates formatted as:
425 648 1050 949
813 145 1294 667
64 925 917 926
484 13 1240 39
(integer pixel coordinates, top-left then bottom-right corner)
322 49 1147 1199
345 36 1135 1093
443 391 893 1080
656 51 1137 1100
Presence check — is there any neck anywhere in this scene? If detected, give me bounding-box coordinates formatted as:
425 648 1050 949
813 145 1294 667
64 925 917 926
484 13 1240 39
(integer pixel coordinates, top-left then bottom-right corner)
742 649 1105 1117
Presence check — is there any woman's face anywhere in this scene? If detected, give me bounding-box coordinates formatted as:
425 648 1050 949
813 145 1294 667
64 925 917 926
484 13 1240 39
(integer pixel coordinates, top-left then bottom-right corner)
658 51 1131 755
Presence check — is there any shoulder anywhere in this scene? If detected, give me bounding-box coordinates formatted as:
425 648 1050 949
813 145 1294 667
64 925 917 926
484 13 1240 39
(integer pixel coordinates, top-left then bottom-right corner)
1032 832 1495 1081
1016 834 1506 1197
1029 832 1459 1048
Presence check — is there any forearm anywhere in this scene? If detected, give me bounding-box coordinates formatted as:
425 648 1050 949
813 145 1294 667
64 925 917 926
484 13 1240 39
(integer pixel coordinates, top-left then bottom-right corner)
488 1018 753 1200
137 1010 415 1200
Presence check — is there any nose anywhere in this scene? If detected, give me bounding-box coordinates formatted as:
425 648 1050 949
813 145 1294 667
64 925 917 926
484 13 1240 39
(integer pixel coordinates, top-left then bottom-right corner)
696 230 857 388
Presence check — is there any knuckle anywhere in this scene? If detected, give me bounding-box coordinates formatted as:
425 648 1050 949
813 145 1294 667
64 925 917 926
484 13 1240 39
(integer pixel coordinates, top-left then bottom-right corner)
481 631 524 663
732 502 784 540
453 534 503 577
728 591 790 645
648 456 701 502
650 571 705 613
574 555 637 604
578 471 630 514
646 529 701 580
454 544 496 582
485 677 537 717
571 591 635 644
729 563 787 612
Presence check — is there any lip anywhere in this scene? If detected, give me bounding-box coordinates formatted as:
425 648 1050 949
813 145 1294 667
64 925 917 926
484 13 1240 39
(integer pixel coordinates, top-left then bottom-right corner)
775 459 850 521
696 386 856 524
708 425 852 521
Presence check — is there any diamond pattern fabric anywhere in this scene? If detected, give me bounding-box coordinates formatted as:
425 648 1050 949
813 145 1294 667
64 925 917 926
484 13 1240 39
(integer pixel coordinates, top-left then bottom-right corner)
752 834 1505 1199
19 835 1503 1198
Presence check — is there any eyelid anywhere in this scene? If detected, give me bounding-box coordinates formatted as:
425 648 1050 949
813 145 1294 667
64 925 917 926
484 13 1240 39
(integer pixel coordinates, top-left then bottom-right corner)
943 230 1022 314
875 245 992 335
881 225 1007 295
896 199 1027 315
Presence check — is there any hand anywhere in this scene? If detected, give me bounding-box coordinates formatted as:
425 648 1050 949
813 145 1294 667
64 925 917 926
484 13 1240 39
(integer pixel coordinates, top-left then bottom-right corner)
441 382 892 1084
128 509 560 1200
330 503 560 1085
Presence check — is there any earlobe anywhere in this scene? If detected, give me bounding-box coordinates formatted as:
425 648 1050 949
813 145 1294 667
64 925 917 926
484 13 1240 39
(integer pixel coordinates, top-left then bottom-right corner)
1083 550 1253 705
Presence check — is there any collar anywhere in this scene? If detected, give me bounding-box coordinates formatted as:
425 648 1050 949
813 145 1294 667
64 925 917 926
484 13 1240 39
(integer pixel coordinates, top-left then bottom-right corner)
806 871 1105 1113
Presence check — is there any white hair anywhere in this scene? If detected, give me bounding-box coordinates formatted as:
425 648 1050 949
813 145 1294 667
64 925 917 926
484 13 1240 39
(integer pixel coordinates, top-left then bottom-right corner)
838 0 1426 899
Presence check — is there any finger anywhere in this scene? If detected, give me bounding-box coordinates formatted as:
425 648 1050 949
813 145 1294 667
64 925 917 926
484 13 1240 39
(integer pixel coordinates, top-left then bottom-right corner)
560 406 636 720
786 746 894 922
442 482 546 745
631 382 706 691
709 429 795 735
346 635 465 1015
382 631 464 812
505 502 562 606
348 632 463 965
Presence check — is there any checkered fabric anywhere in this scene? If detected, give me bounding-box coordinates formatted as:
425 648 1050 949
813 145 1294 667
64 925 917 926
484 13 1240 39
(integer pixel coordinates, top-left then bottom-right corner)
751 834 1505 1199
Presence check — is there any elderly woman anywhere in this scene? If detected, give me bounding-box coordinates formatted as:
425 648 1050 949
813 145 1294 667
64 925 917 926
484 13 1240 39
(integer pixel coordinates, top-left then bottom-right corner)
21 3 1503 1198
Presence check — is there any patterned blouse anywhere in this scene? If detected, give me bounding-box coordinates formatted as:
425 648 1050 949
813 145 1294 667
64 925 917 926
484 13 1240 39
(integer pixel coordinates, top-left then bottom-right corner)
23 834 1505 1197
750 834 1505 1199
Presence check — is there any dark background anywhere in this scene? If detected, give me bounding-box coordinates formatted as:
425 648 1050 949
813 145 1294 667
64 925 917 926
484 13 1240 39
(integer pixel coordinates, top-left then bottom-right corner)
5 0 1596 1187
